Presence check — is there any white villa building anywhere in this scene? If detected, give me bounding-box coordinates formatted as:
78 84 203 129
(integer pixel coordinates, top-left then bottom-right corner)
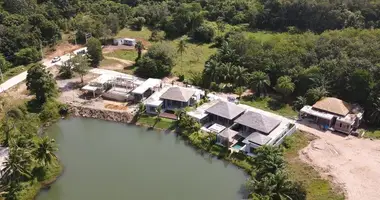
188 100 296 156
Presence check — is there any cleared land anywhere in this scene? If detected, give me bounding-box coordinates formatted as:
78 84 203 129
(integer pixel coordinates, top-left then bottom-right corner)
297 122 380 200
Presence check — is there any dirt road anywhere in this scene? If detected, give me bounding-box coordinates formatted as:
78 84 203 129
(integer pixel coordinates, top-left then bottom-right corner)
297 122 380 200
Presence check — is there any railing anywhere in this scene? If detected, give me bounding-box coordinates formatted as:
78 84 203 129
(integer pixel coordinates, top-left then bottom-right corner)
273 124 297 147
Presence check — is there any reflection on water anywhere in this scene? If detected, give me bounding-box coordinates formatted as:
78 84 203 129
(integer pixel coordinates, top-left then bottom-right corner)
37 118 248 200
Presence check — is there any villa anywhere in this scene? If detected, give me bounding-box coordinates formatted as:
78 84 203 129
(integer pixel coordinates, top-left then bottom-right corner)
300 97 363 134
144 86 204 115
187 100 297 156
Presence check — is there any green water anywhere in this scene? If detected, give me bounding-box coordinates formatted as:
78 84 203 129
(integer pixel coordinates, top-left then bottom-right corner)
37 118 247 200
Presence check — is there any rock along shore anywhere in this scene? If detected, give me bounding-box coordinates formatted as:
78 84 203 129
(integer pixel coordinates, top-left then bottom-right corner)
68 105 133 123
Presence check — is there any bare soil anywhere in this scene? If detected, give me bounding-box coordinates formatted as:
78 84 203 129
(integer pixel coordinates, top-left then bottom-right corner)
44 42 83 59
297 121 380 200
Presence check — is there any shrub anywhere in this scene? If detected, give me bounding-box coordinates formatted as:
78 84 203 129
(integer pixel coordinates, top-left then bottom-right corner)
192 23 215 43
14 48 41 65
39 100 61 123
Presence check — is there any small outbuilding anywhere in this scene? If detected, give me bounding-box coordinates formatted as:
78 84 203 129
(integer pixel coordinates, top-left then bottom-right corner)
300 97 364 134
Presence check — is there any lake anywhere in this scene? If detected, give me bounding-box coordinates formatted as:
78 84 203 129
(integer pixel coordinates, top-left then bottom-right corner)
37 118 247 200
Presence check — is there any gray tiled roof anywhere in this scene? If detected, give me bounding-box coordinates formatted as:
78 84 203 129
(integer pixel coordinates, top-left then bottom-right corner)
159 87 196 102
235 111 281 134
205 101 246 120
243 132 271 146
219 128 239 138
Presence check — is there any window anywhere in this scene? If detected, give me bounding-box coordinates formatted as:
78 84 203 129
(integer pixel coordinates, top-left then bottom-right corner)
340 123 342 127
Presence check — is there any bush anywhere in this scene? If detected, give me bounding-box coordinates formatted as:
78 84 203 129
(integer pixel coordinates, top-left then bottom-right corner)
178 74 185 82
39 100 61 123
14 48 41 65
192 23 215 43
135 42 175 78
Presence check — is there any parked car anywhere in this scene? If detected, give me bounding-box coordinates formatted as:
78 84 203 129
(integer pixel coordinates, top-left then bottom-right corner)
52 56 61 63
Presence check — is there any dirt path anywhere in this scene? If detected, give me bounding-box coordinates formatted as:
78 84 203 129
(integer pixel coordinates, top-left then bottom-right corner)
297 122 380 200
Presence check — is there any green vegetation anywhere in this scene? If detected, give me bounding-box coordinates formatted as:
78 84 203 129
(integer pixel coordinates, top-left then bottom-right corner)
363 129 380 139
0 66 65 199
105 50 137 61
136 115 175 130
241 97 298 118
87 38 103 67
26 64 58 104
283 132 345 200
0 65 31 83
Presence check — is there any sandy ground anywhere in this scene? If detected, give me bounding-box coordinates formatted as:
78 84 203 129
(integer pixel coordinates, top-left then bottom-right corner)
44 42 83 59
297 121 380 200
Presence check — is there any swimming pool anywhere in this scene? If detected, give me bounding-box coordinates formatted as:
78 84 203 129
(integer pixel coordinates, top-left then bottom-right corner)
232 143 243 150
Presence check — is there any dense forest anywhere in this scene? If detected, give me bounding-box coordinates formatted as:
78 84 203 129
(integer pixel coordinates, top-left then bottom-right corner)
0 0 380 119
2 0 380 199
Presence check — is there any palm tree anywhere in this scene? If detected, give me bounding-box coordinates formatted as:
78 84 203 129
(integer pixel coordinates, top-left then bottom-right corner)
250 71 271 97
293 96 307 110
32 137 58 168
135 41 144 60
1 148 32 184
275 76 295 98
153 106 162 127
204 59 220 83
234 66 248 86
253 146 285 175
177 36 188 73
137 103 146 115
234 87 245 99
253 171 304 200
369 97 380 124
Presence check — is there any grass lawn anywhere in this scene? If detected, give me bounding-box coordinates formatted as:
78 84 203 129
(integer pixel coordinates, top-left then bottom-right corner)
137 114 176 130
104 50 138 61
283 132 345 200
240 97 298 118
116 27 153 41
115 27 217 78
1 65 30 83
362 128 380 139
99 58 135 74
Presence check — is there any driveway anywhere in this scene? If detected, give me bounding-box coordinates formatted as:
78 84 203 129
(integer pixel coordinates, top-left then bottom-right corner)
297 121 380 200
0 54 71 93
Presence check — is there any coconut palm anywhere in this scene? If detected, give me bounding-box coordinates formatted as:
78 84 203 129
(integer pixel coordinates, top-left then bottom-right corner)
254 146 285 175
204 59 220 83
1 148 32 184
234 87 245 99
250 71 271 97
137 103 146 115
32 137 58 167
177 36 188 72
234 66 248 86
275 76 295 98
368 97 380 124
253 171 305 200
135 41 144 60
293 96 307 110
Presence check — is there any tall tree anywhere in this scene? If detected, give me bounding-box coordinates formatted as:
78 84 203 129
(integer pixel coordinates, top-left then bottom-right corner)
72 55 90 83
135 41 144 61
1 148 32 185
86 38 103 67
250 71 271 97
177 36 188 73
26 64 58 104
32 137 58 168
